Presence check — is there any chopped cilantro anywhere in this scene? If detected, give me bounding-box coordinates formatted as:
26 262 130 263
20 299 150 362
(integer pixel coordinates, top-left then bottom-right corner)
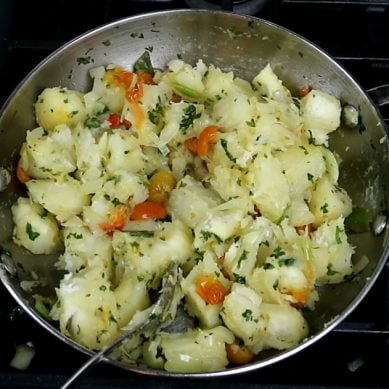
246 118 256 127
242 309 253 321
77 56 92 65
237 250 249 269
278 257 296 267
270 246 285 259
84 117 102 129
263 262 275 270
26 223 40 241
179 105 201 133
102 40 111 47
320 203 329 214
220 139 236 163
335 226 343 244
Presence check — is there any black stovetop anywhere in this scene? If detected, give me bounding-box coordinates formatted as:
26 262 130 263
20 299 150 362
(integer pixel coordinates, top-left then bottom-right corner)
0 1 388 388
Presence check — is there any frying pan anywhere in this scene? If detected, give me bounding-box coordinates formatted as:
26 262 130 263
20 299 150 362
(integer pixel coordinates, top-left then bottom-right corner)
0 10 388 377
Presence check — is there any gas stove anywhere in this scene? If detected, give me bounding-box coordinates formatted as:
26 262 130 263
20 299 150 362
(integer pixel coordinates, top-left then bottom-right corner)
0 1 388 388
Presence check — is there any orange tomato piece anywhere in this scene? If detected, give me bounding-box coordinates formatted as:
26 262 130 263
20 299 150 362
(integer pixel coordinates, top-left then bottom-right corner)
16 163 31 183
184 137 199 154
105 68 134 89
130 101 145 129
184 125 220 156
126 81 144 103
299 85 311 98
136 70 154 85
225 341 254 365
289 288 309 308
195 275 227 305
197 125 220 156
99 206 128 233
130 200 167 221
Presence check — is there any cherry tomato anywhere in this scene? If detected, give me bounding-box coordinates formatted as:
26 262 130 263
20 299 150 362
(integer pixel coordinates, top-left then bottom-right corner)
197 125 219 156
16 163 31 183
130 200 167 220
195 275 227 305
136 70 154 85
108 114 121 128
99 206 128 233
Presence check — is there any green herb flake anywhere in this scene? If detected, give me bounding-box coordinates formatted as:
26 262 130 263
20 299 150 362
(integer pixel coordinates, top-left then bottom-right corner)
233 274 246 284
242 309 253 321
220 139 236 163
200 230 212 241
77 56 92 65
148 99 165 125
237 250 249 269
111 197 122 206
327 264 339 276
307 173 314 182
179 105 201 133
99 285 107 291
102 40 111 47
84 116 102 129
335 226 343 244
320 203 329 214
263 262 275 270
26 223 40 241
246 118 256 127
270 246 285 259
278 257 296 267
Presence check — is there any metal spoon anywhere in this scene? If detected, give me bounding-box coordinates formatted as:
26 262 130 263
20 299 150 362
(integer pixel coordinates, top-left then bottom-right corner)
61 263 181 389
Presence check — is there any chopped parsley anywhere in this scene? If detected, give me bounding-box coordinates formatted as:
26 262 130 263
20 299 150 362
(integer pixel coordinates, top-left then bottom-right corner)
242 309 253 321
102 40 111 47
99 285 107 291
26 223 40 241
246 118 256 127
84 116 102 129
263 262 275 270
270 246 285 259
278 257 296 267
327 264 339 276
148 98 165 126
77 56 92 65
179 105 201 133
320 203 329 214
220 139 236 163
233 274 246 284
307 173 314 182
335 226 343 244
237 250 249 269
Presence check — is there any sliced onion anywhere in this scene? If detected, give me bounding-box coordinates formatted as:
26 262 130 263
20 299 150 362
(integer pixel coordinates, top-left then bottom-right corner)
10 344 35 370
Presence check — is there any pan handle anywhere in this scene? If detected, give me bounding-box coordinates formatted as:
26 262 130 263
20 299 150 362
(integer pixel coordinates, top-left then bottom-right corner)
366 84 389 107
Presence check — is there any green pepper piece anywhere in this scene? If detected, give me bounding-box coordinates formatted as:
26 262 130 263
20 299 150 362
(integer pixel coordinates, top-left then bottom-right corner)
345 207 372 233
173 83 202 99
133 51 154 75
34 296 53 321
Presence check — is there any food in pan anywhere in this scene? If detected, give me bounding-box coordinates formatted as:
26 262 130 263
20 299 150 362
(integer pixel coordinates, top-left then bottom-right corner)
11 51 354 372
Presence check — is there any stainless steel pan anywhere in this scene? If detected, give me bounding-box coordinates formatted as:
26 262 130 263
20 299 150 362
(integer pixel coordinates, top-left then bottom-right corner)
0 10 388 377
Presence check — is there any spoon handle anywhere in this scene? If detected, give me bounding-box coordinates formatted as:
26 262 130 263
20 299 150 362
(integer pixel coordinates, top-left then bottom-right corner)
60 322 145 389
